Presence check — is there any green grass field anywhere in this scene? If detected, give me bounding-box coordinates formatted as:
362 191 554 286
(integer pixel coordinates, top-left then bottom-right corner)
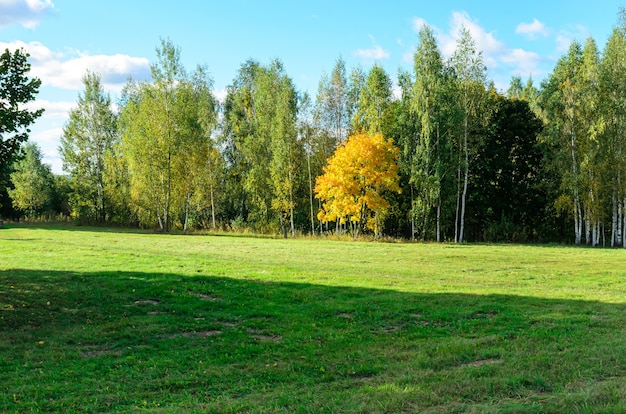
2 224 626 413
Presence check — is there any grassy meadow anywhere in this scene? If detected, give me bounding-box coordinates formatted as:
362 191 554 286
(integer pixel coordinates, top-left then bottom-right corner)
2 224 626 412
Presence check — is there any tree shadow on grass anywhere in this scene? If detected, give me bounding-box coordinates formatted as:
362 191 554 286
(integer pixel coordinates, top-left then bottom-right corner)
2 268 626 413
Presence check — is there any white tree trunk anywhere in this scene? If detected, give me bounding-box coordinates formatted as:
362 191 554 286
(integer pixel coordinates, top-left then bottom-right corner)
436 202 441 243
619 197 623 247
454 158 461 243
307 152 315 236
573 197 582 245
183 191 191 234
620 197 626 248
410 186 415 241
611 191 617 247
459 117 469 243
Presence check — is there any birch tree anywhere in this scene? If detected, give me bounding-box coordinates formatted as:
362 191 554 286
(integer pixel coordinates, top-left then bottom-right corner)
120 39 217 231
410 25 454 241
257 60 300 237
599 26 626 247
60 71 117 223
578 38 601 245
351 64 392 134
541 41 586 244
315 58 350 144
222 59 301 234
190 66 220 229
449 26 487 243
298 92 318 235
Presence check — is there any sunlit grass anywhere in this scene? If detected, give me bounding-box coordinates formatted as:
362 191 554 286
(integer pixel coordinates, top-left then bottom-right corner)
2 224 626 412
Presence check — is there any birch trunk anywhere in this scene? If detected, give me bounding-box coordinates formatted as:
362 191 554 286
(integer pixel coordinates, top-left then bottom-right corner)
611 191 617 247
307 152 315 235
459 116 469 243
619 197 623 247
620 197 626 248
436 202 441 243
183 191 191 234
209 181 216 229
454 155 461 243
410 186 415 241
585 213 591 246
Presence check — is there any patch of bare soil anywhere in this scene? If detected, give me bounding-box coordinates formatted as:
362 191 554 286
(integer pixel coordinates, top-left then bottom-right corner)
134 299 160 305
80 348 123 358
171 330 222 339
463 358 501 368
248 329 282 343
188 292 220 301
381 325 403 333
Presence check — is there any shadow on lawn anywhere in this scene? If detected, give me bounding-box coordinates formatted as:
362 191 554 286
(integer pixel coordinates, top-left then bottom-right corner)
2 268 626 412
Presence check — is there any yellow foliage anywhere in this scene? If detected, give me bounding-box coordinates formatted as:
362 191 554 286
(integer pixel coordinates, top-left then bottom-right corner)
314 133 401 235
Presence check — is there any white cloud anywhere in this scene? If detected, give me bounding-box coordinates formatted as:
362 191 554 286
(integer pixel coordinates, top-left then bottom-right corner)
411 11 546 89
31 126 62 144
516 18 550 39
555 25 588 52
448 11 505 68
412 17 428 32
0 40 150 92
556 34 572 52
392 84 402 100
354 35 390 60
214 87 228 103
355 45 390 60
28 126 63 172
0 0 54 29
402 49 413 64
502 48 542 75
27 99 75 119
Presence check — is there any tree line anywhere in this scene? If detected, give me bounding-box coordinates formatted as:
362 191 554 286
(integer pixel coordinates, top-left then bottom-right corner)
4 11 626 245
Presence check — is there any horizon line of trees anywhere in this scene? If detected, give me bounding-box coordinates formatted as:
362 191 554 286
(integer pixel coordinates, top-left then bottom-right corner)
5 9 626 246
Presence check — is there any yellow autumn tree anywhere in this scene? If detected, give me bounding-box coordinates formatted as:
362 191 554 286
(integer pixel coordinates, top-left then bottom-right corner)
314 132 401 237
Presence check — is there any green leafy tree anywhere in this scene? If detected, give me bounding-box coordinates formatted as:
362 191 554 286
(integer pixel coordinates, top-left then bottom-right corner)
60 71 117 223
252 60 301 236
189 66 221 230
469 92 544 242
351 64 392 134
265 66 301 237
347 66 366 135
386 69 418 238
102 141 133 224
120 39 218 231
8 142 53 217
221 59 260 226
222 59 302 235
0 48 43 216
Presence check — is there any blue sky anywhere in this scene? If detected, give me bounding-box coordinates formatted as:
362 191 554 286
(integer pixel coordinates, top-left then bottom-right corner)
1 0 624 173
